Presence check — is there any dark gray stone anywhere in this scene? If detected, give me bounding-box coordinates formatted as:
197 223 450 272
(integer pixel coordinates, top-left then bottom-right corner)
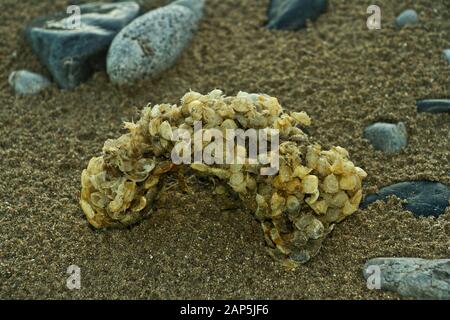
416 99 450 114
361 181 450 217
107 0 204 85
266 0 328 30
363 258 450 300
363 122 408 154
25 2 140 89
395 9 419 27
8 70 51 96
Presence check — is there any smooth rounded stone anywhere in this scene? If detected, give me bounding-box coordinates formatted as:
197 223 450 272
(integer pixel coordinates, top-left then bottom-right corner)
8 70 51 96
363 258 450 300
107 0 204 85
363 122 407 154
25 2 140 89
416 99 450 114
395 9 419 27
361 181 450 217
444 49 450 64
266 0 328 30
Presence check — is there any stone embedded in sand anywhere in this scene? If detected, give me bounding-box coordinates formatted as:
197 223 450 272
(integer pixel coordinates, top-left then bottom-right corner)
266 0 328 30
107 0 204 85
361 181 450 217
174 0 205 19
363 122 408 154
416 99 450 114
395 9 418 28
8 70 51 96
80 90 367 268
25 1 140 89
363 258 450 300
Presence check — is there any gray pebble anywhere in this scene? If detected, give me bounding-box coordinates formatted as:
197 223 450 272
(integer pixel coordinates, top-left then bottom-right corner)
363 258 450 300
266 0 328 30
361 181 450 217
363 122 408 154
8 70 51 96
395 9 419 27
107 0 204 85
417 99 450 114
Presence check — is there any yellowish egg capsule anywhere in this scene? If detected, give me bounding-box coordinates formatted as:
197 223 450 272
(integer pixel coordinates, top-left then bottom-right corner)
80 90 367 267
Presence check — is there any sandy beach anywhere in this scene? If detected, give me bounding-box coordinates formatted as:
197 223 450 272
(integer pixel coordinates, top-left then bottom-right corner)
0 0 449 299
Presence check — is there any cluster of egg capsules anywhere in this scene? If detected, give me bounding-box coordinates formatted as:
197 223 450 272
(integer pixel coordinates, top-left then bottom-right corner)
80 90 367 268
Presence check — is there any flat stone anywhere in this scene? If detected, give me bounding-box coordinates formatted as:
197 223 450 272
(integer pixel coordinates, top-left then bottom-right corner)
8 70 51 96
395 9 419 27
363 258 450 300
416 99 450 114
174 0 204 19
266 0 328 30
363 122 408 154
25 2 140 89
361 181 450 217
107 0 204 85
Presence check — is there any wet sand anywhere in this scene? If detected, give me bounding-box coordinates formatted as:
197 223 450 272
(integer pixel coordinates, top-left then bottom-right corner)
0 0 449 299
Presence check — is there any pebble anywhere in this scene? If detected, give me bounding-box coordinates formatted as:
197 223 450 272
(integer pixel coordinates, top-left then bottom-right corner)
107 0 204 85
444 49 450 64
24 2 140 89
363 122 407 154
266 0 328 30
363 258 450 299
8 70 51 96
361 181 450 217
395 9 419 27
416 99 450 114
